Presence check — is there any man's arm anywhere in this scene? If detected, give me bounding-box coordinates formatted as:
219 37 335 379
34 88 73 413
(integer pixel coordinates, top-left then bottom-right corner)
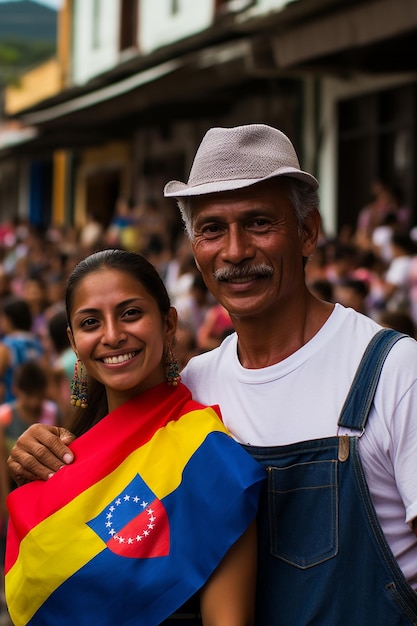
7 424 75 485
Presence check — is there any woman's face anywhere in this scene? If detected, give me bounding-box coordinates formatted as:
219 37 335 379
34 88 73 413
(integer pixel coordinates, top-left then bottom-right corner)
67 268 176 412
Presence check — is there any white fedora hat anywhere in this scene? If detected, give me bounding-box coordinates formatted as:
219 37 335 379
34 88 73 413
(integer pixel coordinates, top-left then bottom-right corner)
164 123 318 198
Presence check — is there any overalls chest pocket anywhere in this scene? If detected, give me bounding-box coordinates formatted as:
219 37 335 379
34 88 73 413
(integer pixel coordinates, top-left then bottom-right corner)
268 458 339 569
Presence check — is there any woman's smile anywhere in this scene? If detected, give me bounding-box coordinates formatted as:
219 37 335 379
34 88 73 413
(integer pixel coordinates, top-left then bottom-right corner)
100 351 140 365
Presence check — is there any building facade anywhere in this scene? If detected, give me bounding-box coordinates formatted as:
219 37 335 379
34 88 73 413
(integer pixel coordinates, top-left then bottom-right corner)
0 0 416 239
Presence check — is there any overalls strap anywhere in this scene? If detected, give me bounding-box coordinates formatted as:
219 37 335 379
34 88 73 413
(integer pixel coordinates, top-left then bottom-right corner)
338 328 407 431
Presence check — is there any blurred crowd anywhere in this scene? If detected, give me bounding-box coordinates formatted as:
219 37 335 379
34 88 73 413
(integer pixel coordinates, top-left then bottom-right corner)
0 177 416 621
307 178 417 336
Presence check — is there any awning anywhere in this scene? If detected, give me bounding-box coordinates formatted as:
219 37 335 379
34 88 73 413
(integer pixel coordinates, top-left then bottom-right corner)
20 59 183 126
0 37 258 157
272 0 417 68
0 126 38 150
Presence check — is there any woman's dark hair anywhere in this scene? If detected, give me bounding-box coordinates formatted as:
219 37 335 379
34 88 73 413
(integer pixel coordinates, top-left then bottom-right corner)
66 249 171 437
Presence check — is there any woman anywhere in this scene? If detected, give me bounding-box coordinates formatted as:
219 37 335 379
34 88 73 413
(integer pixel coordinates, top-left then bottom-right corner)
5 250 264 626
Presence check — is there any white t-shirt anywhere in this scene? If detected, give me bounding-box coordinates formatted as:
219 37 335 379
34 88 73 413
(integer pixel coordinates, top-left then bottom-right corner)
182 304 417 589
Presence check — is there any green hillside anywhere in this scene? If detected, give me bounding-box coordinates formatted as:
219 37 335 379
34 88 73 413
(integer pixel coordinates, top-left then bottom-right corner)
0 0 57 42
0 0 57 84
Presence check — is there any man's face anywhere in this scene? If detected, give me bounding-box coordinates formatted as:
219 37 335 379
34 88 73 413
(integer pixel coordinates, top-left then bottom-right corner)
190 179 315 320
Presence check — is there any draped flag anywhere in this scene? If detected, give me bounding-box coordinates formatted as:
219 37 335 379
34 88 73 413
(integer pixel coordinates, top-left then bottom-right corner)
5 383 264 626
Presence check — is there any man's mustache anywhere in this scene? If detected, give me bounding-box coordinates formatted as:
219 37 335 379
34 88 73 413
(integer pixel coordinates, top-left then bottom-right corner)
213 264 274 282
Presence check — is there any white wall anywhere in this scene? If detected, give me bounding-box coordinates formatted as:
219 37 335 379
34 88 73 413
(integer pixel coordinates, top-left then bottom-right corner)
72 0 121 85
139 0 299 54
140 0 213 54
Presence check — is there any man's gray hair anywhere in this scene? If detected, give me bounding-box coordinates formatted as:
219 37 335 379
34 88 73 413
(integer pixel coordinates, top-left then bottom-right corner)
176 178 320 240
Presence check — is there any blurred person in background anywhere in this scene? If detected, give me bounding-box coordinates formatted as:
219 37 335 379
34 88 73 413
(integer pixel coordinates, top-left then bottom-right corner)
333 277 370 315
196 303 234 352
173 274 210 338
79 212 105 253
304 241 330 285
134 198 174 255
379 310 416 339
105 196 138 250
324 242 359 286
22 275 49 340
381 232 416 314
43 276 67 322
354 179 410 250
0 268 11 303
174 320 200 370
164 234 199 303
141 233 173 280
0 296 44 404
406 253 417 327
308 278 334 303
371 212 402 266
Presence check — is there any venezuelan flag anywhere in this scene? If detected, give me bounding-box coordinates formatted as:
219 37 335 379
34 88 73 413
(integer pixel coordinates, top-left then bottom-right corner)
5 383 264 626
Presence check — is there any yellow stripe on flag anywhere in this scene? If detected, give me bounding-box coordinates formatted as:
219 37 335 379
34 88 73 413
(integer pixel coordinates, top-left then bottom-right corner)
7 407 226 625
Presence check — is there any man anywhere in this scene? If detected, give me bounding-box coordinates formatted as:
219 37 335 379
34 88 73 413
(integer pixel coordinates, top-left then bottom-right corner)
8 124 417 624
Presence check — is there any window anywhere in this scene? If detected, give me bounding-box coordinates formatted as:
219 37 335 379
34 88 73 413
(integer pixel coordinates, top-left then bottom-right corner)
337 84 416 232
170 0 180 15
120 0 138 51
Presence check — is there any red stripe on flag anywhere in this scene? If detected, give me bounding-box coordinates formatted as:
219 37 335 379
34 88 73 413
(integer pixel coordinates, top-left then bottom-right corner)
6 384 207 540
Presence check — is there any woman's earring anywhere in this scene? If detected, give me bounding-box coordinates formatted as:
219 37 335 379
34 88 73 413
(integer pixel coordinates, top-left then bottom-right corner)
70 359 88 408
165 344 181 387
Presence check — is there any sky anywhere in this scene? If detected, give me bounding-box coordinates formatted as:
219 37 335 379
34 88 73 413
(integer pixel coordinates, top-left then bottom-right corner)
0 0 63 9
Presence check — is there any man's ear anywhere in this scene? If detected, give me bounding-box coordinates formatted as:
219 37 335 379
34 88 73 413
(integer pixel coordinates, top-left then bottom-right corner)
302 208 321 258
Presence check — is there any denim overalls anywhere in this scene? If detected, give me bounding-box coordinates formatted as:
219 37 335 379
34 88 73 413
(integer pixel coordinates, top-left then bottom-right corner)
244 329 417 625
